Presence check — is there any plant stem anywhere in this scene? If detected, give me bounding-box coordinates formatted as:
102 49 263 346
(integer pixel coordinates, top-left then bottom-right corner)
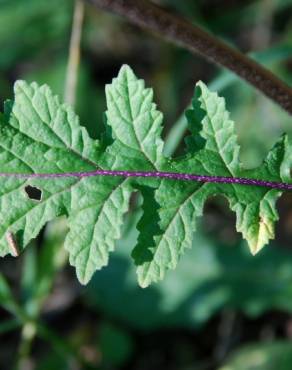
64 0 85 106
84 0 292 115
0 169 291 191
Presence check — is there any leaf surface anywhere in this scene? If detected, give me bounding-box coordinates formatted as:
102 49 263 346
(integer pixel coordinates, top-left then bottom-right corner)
0 65 290 286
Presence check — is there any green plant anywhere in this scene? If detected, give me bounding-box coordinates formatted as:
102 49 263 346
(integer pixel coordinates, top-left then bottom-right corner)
0 65 290 288
1 1 292 369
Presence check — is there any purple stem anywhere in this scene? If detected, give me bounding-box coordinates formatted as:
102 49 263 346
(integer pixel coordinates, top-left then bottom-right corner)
0 169 291 191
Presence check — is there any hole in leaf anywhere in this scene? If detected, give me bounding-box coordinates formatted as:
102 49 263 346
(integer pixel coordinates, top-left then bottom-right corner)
24 185 42 201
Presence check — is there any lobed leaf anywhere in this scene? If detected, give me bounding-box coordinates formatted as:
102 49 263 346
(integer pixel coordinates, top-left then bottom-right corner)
0 65 290 287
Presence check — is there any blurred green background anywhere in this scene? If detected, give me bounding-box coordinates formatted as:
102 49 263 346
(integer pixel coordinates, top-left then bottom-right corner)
0 0 292 369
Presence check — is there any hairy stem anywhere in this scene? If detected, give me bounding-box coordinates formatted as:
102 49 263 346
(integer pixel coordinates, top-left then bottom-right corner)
84 0 292 115
0 170 291 191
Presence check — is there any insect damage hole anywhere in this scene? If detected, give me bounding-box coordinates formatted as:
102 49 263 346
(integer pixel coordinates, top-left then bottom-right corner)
24 185 42 201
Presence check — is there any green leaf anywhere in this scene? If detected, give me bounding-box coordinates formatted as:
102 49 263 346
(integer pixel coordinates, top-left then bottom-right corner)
0 65 290 286
0 80 131 284
105 65 165 169
135 82 290 287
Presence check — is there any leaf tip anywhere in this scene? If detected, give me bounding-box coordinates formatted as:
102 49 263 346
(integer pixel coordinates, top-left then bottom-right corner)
117 64 136 81
250 245 262 256
77 271 91 286
195 80 209 97
14 80 27 92
105 64 136 97
195 80 207 89
138 277 150 289
248 217 274 256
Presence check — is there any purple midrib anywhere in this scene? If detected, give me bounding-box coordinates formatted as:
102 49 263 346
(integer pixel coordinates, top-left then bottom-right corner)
0 169 291 191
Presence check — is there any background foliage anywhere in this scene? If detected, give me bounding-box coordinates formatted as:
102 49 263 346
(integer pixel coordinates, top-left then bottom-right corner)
0 0 292 369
